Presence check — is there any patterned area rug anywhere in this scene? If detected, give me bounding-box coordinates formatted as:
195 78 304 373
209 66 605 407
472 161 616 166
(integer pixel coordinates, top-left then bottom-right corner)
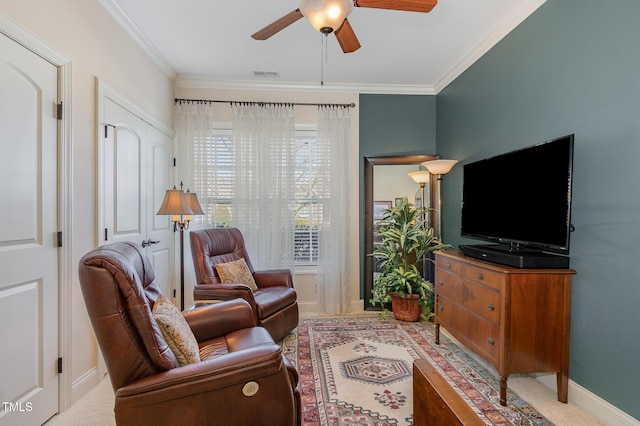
281 316 552 426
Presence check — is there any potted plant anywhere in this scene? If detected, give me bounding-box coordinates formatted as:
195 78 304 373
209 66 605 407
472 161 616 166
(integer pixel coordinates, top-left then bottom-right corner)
370 198 449 321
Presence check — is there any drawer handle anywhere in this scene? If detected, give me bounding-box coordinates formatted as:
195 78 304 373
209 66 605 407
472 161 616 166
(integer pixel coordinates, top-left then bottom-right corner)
438 280 444 286
439 305 444 311
477 273 484 280
487 303 495 311
445 263 452 270
487 337 495 345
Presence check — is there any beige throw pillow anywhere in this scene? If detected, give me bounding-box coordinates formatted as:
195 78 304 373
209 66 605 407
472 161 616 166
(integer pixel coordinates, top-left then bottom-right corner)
152 294 201 366
215 258 258 291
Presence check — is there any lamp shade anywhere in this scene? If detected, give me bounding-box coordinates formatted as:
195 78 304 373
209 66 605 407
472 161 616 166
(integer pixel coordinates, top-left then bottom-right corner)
408 170 431 185
156 188 194 216
184 190 204 215
422 159 459 176
299 0 354 33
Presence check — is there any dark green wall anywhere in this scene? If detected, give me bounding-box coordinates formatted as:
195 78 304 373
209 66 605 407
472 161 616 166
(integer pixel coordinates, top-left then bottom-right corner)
359 94 437 157
436 0 640 419
359 94 437 298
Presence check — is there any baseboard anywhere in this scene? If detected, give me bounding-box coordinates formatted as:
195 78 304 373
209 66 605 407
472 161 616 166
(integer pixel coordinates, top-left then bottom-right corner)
297 299 365 315
70 368 99 405
297 301 317 314
536 374 639 425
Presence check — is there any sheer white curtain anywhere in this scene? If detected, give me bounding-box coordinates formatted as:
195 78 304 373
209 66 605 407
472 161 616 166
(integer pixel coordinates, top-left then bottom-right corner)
174 100 213 197
316 105 352 315
231 103 296 271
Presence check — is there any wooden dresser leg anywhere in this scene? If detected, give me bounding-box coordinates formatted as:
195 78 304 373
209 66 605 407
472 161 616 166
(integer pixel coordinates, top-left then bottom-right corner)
435 323 440 345
557 371 569 403
500 377 507 406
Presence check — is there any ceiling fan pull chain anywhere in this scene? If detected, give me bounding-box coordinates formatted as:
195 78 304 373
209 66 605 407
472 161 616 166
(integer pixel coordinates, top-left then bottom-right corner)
320 33 325 85
325 32 329 64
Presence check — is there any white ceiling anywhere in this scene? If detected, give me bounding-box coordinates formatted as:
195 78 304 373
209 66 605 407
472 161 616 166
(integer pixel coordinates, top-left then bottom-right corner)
100 0 546 94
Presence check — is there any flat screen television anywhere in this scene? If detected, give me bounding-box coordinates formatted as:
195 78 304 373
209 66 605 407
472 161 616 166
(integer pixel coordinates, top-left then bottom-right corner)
460 134 574 259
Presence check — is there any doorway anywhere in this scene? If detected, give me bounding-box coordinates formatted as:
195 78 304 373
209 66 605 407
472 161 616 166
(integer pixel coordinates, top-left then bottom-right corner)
97 81 175 307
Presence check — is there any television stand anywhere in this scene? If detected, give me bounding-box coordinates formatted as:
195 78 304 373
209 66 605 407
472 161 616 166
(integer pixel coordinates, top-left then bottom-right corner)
434 250 575 406
460 244 570 269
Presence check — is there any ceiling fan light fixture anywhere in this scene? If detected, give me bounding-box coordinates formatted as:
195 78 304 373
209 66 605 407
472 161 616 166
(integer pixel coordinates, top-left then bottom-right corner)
299 0 354 33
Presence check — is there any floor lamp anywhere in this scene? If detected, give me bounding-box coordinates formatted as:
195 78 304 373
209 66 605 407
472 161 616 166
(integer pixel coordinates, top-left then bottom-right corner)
157 183 204 310
408 171 430 212
408 170 432 280
421 159 458 240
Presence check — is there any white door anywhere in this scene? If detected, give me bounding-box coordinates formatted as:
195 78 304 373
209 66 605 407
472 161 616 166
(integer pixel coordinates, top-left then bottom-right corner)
0 34 59 425
101 94 174 301
145 125 174 299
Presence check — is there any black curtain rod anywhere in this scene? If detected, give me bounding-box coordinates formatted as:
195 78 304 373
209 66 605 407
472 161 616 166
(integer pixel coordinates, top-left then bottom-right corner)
174 98 355 108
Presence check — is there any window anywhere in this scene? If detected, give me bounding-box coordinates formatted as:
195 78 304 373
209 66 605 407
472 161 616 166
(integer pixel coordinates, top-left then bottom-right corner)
193 131 233 227
193 128 324 264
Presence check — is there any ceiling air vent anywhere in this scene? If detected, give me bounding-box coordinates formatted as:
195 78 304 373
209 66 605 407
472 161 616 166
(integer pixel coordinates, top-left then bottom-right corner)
253 70 280 78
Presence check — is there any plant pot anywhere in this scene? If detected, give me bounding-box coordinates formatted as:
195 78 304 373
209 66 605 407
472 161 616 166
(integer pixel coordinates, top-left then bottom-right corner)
390 293 421 322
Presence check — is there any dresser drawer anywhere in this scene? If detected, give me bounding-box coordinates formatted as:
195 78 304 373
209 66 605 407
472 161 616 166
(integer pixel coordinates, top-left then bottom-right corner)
436 275 500 325
436 256 463 276
463 264 504 290
436 296 501 365
434 271 463 302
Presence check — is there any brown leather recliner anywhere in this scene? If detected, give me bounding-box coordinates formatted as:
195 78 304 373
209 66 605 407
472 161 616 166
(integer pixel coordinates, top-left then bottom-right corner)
190 228 299 342
78 242 300 426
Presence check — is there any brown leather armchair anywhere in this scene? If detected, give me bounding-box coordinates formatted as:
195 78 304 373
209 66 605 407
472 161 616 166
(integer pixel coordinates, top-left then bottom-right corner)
190 228 299 342
78 242 300 426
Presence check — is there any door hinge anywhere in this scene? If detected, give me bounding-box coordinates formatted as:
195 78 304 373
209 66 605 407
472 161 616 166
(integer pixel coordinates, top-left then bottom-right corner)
104 123 116 138
57 231 63 247
173 158 176 167
104 228 108 241
56 102 63 120
173 289 177 298
57 357 63 374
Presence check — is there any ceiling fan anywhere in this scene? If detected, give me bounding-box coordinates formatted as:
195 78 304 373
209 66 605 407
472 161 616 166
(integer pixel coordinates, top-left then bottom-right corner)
251 0 438 54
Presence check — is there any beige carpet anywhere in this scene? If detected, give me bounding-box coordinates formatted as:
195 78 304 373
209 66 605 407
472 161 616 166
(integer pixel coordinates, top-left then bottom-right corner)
44 377 115 426
45 316 603 426
509 377 602 426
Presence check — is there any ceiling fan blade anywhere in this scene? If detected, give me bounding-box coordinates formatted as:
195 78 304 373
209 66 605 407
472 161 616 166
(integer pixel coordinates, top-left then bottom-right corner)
334 19 361 53
354 0 437 13
251 9 304 40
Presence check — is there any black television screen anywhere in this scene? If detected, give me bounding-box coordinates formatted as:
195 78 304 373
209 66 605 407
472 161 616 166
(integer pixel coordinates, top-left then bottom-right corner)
461 134 574 254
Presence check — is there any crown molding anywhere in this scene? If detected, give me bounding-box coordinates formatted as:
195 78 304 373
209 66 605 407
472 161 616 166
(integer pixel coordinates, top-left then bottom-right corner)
434 0 547 93
98 0 177 81
100 0 545 96
176 76 436 95
97 0 433 95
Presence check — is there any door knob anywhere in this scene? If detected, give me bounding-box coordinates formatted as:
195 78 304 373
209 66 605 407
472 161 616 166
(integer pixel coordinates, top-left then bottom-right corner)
142 239 160 247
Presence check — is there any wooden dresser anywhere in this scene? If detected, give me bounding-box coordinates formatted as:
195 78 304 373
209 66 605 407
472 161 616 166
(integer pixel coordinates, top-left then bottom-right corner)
434 250 575 406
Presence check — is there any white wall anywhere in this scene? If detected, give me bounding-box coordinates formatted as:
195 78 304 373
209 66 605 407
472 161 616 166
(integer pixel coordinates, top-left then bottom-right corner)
0 0 174 405
175 86 362 314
